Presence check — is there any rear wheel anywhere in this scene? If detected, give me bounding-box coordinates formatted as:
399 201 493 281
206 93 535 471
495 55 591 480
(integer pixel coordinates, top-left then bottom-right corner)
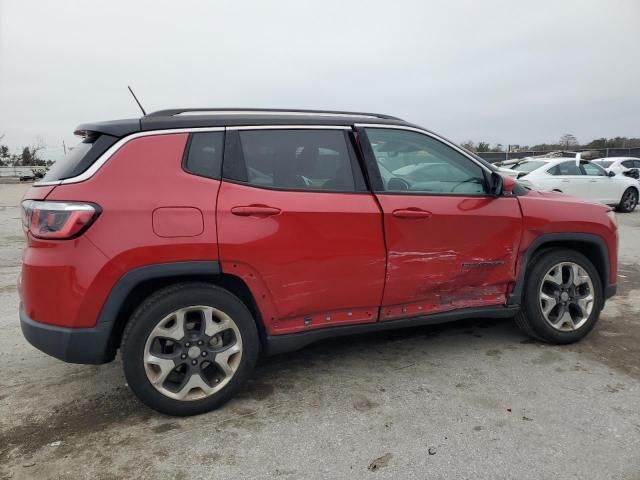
514 249 603 344
121 282 259 416
616 187 638 213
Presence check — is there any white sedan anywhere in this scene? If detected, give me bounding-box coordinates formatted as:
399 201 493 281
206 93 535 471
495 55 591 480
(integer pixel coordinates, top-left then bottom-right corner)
592 157 640 178
510 157 639 212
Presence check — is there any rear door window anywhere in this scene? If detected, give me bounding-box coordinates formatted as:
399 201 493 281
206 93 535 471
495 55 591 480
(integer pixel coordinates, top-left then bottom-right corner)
224 129 366 192
548 161 582 175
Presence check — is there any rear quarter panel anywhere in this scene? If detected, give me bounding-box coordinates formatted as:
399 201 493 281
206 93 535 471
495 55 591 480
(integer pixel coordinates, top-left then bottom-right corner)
39 133 221 327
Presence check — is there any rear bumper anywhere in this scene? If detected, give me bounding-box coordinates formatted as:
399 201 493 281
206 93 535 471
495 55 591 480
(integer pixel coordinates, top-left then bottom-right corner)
19 306 115 364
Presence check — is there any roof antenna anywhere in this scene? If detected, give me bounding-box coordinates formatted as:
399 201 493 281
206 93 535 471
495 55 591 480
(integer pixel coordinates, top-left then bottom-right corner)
127 85 147 116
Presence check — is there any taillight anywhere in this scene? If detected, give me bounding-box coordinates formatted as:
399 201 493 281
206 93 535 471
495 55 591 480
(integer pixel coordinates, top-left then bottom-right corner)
21 200 100 239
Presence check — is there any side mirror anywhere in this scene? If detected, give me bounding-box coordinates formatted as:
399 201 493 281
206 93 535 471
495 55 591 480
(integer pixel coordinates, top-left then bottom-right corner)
608 170 616 177
489 171 504 196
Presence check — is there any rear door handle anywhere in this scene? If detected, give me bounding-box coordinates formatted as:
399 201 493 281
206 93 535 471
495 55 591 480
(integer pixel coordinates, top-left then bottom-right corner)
392 208 432 219
231 205 281 217
561 179 570 182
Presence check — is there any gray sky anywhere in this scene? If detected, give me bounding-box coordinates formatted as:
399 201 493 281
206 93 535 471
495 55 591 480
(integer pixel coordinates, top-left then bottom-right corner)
0 0 639 160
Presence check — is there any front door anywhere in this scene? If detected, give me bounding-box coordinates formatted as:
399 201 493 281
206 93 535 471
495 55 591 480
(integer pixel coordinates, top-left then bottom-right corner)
358 126 522 321
217 127 386 334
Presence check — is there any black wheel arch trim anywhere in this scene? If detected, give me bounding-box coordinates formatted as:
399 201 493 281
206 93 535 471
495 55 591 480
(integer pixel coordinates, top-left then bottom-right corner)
506 233 614 306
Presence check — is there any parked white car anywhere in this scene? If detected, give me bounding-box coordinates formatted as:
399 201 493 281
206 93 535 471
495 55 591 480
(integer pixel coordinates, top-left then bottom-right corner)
511 157 639 212
592 157 640 178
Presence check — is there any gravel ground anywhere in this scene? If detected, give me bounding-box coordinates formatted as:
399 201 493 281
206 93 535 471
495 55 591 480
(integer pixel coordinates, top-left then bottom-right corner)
0 182 638 480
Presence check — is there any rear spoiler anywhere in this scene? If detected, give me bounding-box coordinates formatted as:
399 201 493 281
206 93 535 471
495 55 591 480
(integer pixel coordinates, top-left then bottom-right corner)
74 118 141 138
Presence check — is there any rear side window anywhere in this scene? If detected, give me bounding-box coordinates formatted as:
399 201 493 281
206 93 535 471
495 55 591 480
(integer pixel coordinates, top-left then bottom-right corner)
41 133 118 182
621 160 634 168
183 131 224 179
548 161 581 175
224 129 365 192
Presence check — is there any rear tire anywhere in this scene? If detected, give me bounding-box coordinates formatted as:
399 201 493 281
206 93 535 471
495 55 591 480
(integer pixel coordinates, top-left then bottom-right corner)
121 282 259 416
616 187 638 213
514 249 603 344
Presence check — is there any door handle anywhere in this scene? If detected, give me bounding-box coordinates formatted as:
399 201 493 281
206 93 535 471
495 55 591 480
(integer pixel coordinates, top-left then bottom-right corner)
561 179 570 182
392 208 432 219
589 179 597 182
231 205 281 217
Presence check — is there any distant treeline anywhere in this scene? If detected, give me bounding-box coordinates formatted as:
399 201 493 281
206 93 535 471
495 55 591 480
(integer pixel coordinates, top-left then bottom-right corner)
461 135 640 153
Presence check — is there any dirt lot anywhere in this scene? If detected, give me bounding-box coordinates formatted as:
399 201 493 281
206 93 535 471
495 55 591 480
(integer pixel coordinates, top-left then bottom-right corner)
1 182 639 479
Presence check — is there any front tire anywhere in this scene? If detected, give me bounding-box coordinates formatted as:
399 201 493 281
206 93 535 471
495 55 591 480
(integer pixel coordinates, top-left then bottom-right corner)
616 187 638 213
514 249 603 344
121 282 259 416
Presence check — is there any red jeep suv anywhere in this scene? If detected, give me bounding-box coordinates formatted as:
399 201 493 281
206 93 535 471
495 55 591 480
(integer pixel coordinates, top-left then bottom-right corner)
19 109 618 416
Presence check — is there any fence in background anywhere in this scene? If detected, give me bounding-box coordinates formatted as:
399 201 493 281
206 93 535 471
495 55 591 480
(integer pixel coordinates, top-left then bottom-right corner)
477 147 640 163
0 166 35 177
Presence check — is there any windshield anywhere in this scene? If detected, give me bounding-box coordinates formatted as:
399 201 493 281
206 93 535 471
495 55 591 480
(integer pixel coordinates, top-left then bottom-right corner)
594 160 613 168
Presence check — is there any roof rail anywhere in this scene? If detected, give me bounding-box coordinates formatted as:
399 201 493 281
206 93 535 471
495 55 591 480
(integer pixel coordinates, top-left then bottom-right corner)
145 108 402 121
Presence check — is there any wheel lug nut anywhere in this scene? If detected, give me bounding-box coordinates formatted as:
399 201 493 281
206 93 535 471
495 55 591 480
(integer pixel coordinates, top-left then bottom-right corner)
201 351 207 357
191 360 197 365
198 340 203 346
185 342 191 347
181 354 187 359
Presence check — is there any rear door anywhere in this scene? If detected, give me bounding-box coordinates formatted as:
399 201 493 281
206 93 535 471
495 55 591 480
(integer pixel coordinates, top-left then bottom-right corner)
545 161 586 197
217 127 386 334
357 125 522 321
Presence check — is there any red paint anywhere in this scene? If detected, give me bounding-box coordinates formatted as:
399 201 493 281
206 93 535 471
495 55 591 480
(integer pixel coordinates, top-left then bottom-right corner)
152 207 204 238
375 194 522 319
217 181 387 334
21 133 220 327
19 131 618 338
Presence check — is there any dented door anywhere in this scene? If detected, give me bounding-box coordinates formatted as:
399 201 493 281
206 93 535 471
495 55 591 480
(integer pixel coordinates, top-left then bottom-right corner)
357 126 523 321
375 195 522 319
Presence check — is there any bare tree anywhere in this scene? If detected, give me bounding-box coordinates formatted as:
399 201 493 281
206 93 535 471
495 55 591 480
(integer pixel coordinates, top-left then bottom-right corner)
559 133 579 149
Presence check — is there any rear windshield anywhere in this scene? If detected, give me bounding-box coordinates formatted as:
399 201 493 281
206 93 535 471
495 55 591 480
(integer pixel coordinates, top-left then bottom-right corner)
511 160 546 173
41 133 118 182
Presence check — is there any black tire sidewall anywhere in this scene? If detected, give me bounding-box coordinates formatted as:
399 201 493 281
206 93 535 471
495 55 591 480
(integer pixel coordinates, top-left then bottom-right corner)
618 187 638 213
522 249 603 344
121 283 259 416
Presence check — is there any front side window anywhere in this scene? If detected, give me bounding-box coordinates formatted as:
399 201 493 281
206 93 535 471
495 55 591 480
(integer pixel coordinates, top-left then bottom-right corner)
230 129 363 192
365 128 486 194
581 162 606 176
548 161 582 176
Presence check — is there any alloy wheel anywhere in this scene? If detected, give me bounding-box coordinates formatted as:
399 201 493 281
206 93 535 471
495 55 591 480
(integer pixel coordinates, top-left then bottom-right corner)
143 306 243 401
538 262 594 332
621 189 638 211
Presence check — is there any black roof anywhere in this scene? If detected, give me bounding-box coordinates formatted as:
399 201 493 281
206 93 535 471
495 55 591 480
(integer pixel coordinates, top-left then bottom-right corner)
75 108 411 138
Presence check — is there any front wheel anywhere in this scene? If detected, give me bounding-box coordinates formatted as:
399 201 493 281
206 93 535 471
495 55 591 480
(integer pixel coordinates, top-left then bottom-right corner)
514 249 603 344
121 282 259 416
616 187 638 213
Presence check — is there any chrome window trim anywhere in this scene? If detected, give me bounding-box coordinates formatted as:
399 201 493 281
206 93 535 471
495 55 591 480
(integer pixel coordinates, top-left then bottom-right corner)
354 123 493 174
36 126 356 186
